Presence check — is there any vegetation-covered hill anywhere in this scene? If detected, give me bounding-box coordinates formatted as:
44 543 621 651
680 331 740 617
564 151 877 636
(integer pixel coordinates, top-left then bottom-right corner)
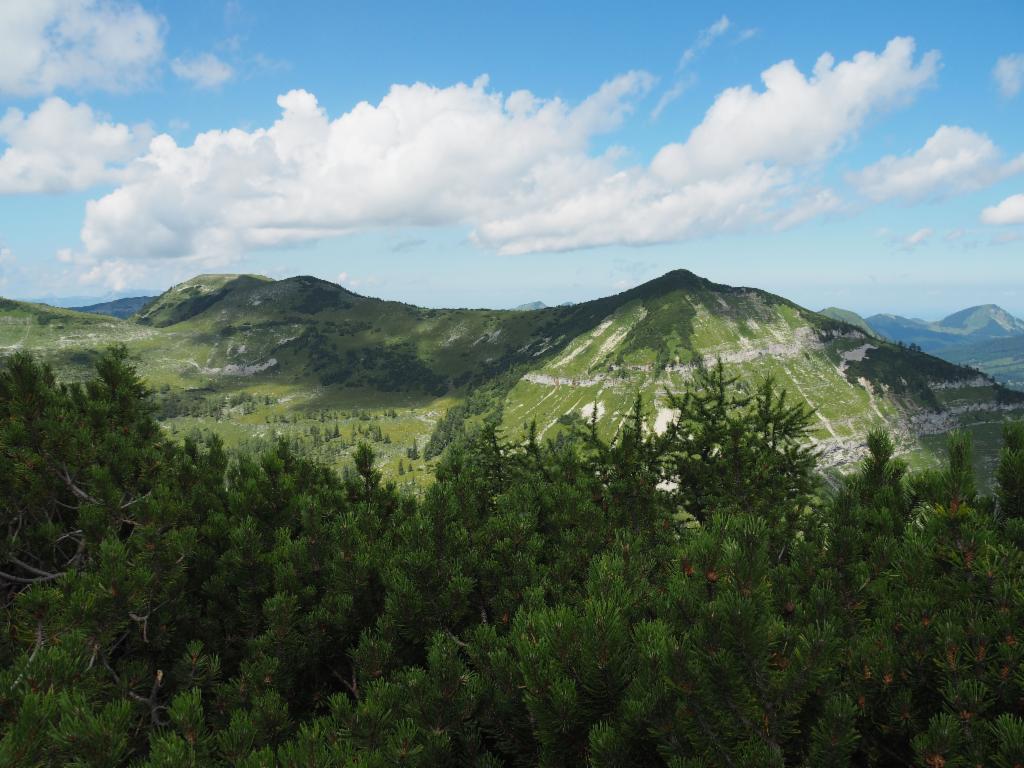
133 274 276 327
493 271 1020 473
3 348 1024 766
943 334 1024 391
867 304 1024 352
818 306 877 337
1 270 1021 482
70 295 158 319
943 304 1024 335
822 304 1024 391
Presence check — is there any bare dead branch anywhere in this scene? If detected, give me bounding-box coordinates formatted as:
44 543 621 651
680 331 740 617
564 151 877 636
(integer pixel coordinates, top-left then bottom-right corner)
0 568 64 584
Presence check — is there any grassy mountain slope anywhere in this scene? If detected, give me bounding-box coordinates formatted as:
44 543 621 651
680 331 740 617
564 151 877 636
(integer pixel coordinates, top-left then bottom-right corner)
819 307 877 337
942 304 1024 335
500 273 1020 472
942 335 1024 391
131 274 588 394
135 274 275 327
0 298 159 369
3 270 1022 483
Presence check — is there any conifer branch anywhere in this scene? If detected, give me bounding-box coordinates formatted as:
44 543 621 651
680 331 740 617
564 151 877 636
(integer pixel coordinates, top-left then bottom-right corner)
8 556 64 579
0 567 64 584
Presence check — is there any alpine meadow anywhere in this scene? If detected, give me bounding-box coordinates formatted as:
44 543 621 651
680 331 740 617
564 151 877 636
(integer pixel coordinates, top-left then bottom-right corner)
3 2 1024 766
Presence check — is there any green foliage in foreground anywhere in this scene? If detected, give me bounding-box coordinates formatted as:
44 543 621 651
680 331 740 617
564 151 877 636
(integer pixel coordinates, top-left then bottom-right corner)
3 348 1024 767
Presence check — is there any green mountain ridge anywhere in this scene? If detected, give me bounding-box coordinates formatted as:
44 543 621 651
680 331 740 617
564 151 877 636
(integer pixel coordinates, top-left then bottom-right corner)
818 307 877 336
941 303 1024 334
2 269 1020 482
135 274 276 326
822 303 1024 390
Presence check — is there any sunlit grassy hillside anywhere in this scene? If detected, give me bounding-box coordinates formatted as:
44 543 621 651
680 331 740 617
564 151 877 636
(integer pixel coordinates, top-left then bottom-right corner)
3 269 1021 483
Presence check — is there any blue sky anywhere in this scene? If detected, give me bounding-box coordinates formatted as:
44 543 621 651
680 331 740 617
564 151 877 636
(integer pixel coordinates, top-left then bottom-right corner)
0 0 1022 318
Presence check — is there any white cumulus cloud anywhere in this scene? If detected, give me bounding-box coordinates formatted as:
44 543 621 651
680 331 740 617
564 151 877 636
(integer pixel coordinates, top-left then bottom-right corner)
0 98 152 193
75 71 655 265
651 37 938 184
982 194 1024 225
0 0 164 96
66 37 939 286
77 257 149 291
994 54 1024 98
171 53 234 89
848 125 1024 202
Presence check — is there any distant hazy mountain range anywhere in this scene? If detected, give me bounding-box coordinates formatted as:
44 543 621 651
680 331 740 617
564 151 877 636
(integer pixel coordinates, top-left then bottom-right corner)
819 304 1024 390
71 296 158 319
27 290 160 309
512 300 575 311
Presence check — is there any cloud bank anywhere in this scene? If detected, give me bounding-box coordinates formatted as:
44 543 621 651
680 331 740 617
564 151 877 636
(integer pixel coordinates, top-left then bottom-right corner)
55 37 938 285
849 125 1024 202
0 98 152 193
